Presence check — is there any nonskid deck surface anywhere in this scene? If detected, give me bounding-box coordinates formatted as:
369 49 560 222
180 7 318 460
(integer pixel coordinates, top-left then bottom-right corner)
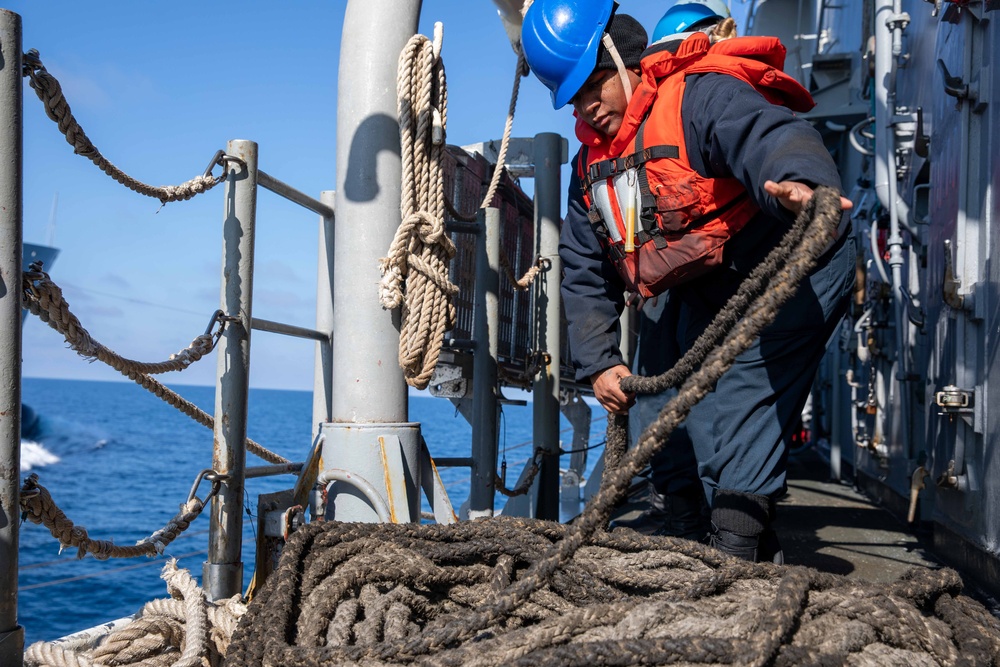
612 446 998 613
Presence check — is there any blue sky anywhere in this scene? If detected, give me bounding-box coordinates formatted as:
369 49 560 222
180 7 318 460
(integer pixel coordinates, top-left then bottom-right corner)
13 1 745 390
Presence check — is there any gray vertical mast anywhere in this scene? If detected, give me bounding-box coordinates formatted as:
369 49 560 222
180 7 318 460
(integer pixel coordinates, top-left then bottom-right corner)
532 133 565 521
0 9 24 665
332 0 421 424
205 139 258 601
322 0 424 523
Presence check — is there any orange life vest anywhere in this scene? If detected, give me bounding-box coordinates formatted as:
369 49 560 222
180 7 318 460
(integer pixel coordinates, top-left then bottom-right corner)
577 33 815 298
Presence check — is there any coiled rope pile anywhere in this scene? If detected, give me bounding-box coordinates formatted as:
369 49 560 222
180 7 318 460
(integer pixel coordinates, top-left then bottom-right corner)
25 560 245 667
221 189 1000 665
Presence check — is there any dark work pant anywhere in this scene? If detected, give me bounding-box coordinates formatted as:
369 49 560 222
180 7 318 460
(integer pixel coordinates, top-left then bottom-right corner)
628 291 701 496
676 228 856 504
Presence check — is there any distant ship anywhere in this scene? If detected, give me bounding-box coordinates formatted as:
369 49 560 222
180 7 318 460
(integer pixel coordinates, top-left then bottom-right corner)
21 242 59 440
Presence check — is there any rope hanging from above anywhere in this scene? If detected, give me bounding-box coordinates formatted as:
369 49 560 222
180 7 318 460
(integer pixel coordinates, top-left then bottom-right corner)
380 25 459 390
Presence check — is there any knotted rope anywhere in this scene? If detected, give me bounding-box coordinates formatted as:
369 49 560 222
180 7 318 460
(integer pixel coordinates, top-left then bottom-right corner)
22 50 223 205
20 474 205 560
380 26 459 390
21 266 289 465
24 561 246 667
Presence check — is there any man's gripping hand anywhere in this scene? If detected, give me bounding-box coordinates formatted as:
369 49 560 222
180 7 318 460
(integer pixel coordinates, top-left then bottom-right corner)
590 364 636 415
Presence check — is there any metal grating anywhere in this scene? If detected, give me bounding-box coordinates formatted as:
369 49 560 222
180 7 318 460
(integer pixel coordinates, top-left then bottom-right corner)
441 145 576 387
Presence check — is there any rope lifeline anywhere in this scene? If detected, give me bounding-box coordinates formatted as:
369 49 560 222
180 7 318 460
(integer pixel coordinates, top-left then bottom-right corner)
21 266 289 466
20 475 207 560
22 49 223 205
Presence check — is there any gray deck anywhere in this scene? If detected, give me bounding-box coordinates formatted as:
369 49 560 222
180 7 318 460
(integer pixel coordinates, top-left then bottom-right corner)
610 447 999 615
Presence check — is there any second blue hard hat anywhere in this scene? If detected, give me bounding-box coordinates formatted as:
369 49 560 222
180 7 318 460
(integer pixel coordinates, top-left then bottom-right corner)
652 0 731 42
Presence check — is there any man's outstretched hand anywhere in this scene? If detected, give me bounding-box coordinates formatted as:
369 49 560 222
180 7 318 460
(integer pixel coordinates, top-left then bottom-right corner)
764 180 853 215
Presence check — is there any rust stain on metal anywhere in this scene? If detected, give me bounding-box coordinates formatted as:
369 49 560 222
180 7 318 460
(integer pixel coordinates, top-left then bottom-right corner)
378 437 397 524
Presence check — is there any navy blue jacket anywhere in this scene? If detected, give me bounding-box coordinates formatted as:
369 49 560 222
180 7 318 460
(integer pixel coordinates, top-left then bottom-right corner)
561 70 846 382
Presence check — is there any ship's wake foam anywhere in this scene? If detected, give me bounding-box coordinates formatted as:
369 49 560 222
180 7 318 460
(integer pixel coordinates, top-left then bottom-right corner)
21 440 60 471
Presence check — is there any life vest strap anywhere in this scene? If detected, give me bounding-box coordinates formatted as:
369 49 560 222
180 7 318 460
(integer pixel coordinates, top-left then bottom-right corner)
586 145 680 182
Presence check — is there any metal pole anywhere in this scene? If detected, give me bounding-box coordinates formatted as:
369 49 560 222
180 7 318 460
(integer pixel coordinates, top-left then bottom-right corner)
0 9 24 664
468 207 500 518
313 190 335 438
205 139 257 601
532 133 565 521
332 0 421 424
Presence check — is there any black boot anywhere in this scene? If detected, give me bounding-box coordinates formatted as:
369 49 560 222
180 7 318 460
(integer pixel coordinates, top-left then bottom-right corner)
708 490 783 564
611 484 709 541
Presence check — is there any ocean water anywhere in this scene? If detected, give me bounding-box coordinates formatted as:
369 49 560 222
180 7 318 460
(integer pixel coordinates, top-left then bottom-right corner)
17 377 606 645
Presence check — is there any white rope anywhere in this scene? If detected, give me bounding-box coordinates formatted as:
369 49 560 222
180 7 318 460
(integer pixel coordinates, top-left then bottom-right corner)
380 25 459 390
24 561 246 667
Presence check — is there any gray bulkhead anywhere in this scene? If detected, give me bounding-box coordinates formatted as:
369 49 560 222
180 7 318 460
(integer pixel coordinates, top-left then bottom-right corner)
751 0 1000 590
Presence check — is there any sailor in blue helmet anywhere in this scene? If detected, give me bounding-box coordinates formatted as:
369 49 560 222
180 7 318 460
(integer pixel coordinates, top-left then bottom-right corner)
613 0 744 543
521 0 856 563
652 0 733 43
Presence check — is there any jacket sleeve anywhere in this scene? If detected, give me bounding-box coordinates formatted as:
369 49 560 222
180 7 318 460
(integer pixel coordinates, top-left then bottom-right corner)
681 72 845 221
560 149 627 382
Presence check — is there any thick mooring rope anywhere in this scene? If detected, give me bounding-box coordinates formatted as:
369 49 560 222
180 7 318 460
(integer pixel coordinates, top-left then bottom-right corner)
20 475 205 560
380 26 459 390
21 266 289 466
227 520 1000 667
24 561 246 667
22 50 222 205
220 188 1000 667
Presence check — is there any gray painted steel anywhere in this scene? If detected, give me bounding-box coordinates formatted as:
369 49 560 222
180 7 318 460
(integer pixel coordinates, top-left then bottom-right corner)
468 207 501 518
257 170 334 219
531 133 566 521
331 0 421 424
0 9 24 665
250 317 327 342
320 422 421 522
313 190 335 438
205 139 258 601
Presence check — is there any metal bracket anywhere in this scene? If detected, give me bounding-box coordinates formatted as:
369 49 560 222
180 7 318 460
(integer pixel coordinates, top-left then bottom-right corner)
935 384 974 414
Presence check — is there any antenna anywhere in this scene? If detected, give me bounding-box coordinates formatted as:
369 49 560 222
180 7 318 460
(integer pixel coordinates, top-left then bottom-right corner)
46 192 58 247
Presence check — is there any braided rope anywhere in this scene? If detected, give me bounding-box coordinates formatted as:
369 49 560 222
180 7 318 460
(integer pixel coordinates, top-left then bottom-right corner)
20 474 206 560
24 561 246 667
22 51 222 204
494 450 542 498
22 269 217 375
21 267 288 465
380 29 459 390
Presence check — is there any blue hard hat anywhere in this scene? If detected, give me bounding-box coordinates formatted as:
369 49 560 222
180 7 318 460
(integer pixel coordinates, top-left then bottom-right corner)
652 0 731 42
521 0 616 109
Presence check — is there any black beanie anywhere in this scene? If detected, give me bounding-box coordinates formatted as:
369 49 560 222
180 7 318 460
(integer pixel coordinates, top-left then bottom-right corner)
594 11 648 71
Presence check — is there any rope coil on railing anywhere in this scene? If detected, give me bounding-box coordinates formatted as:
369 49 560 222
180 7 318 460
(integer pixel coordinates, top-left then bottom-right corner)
24 560 246 667
380 26 459 390
21 265 290 465
22 49 224 205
